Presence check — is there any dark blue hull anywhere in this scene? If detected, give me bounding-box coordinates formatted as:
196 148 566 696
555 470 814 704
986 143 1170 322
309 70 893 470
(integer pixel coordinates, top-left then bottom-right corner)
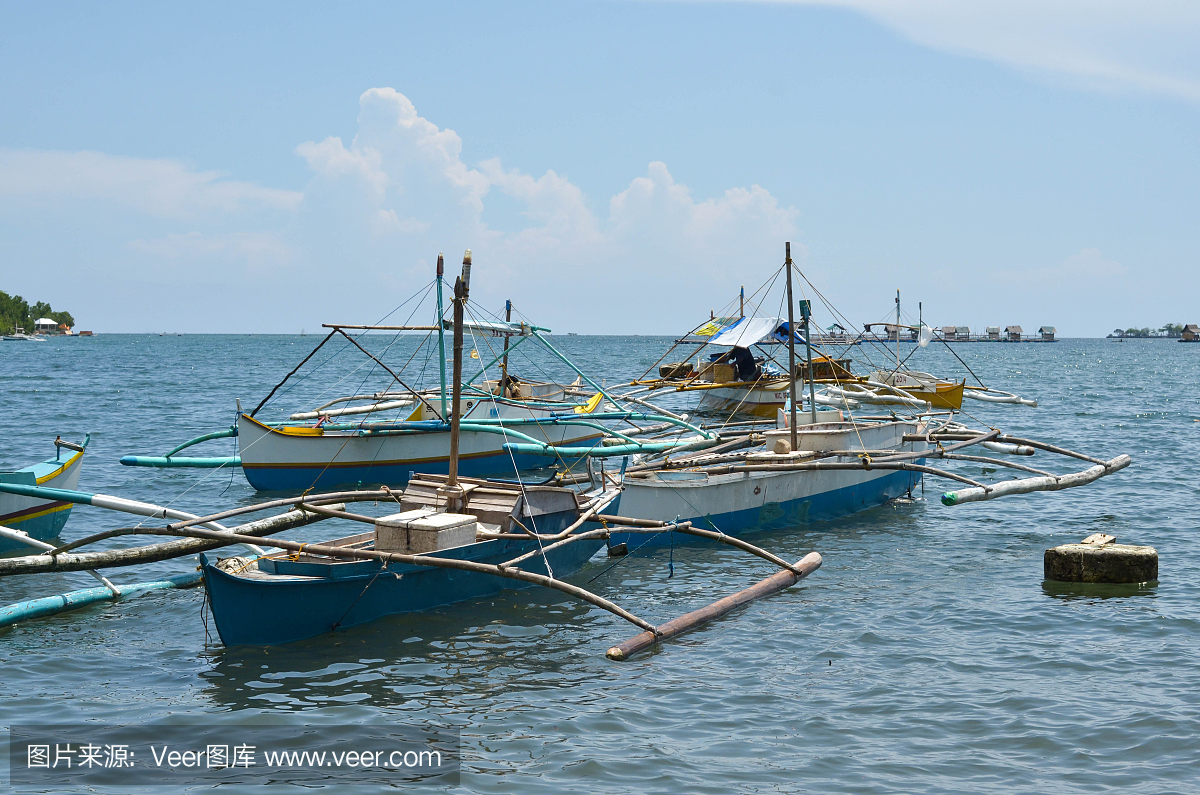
200 535 605 646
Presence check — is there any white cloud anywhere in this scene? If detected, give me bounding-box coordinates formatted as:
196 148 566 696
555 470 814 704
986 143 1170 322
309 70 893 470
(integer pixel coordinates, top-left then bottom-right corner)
746 0 1200 102
0 88 799 332
0 148 302 219
285 89 800 328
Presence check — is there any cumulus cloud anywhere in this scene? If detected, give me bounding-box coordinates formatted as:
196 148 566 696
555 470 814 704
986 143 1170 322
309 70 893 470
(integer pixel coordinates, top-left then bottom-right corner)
748 0 1200 102
0 88 798 332
285 88 799 327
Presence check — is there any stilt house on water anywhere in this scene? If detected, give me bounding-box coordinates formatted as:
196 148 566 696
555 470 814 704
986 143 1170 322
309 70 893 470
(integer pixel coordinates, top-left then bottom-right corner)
1039 326 1056 341
1005 325 1023 341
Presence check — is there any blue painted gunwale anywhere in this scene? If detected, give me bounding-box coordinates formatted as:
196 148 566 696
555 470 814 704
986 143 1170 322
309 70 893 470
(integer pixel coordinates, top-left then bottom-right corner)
607 467 923 551
201 533 605 646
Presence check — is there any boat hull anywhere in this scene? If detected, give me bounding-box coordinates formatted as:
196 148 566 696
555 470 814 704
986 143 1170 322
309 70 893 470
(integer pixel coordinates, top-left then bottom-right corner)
237 413 602 491
902 382 964 410
612 426 927 548
0 450 84 554
694 380 792 418
200 535 605 646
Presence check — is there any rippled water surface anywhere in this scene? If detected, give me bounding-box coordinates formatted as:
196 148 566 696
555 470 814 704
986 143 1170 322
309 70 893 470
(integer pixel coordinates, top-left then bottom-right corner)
1 334 1197 793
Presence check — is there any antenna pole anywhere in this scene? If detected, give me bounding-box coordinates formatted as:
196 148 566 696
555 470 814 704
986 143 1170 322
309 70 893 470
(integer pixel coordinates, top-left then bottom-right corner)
785 243 799 450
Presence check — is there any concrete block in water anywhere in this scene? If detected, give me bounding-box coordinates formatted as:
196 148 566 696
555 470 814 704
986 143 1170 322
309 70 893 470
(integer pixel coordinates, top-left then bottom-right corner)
1044 540 1158 584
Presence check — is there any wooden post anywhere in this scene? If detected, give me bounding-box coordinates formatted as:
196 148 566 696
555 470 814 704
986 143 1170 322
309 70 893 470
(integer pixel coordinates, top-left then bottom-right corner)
800 298 817 423
501 298 512 385
446 250 471 504
606 552 822 661
785 243 799 450
895 289 901 369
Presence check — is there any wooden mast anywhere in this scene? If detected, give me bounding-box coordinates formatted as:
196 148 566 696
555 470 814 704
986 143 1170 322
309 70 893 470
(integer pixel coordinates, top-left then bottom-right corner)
895 289 901 370
436 253 448 419
446 249 471 504
785 242 799 450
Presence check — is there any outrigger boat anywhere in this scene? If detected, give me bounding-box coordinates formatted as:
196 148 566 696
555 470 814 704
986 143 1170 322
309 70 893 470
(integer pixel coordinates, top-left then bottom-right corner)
120 254 674 491
0 436 88 554
0 247 1131 660
548 246 1125 550
631 317 807 419
189 252 814 650
842 293 1037 410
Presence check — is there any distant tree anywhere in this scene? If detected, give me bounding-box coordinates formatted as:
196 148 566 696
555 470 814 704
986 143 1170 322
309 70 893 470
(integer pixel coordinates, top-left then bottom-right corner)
0 291 30 334
0 292 74 333
1112 329 1125 336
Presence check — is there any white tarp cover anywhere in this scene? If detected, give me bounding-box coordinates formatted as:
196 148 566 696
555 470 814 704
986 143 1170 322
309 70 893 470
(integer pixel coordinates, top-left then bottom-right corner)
708 316 804 347
442 319 534 336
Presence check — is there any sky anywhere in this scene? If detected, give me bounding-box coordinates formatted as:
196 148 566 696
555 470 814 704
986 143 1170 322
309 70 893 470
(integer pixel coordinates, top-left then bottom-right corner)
1 1 1197 336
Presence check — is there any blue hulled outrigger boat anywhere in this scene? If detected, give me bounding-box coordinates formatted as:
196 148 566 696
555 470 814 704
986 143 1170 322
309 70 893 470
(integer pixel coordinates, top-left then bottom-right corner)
195 251 701 645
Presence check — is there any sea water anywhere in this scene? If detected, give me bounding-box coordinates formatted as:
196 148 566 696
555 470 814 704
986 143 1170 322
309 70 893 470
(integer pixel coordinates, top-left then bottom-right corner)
0 334 1197 793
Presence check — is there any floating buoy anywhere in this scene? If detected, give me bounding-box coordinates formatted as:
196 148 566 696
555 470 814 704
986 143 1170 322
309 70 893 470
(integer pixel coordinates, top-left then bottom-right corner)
1044 534 1158 584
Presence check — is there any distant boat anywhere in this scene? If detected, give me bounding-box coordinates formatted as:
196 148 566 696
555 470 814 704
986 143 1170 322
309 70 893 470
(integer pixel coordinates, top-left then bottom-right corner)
0 437 89 554
2 326 45 342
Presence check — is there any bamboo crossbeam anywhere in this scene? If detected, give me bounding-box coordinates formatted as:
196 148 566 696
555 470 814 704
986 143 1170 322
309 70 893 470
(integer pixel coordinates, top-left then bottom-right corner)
935 452 1055 477
59 490 392 542
606 552 823 661
322 324 442 331
0 507 338 577
942 455 1132 505
990 435 1112 467
295 502 377 524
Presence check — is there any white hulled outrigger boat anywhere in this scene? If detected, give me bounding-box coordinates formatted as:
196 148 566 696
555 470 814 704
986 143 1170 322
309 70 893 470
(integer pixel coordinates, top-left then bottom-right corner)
0 436 88 554
545 244 1128 550
122 253 720 492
